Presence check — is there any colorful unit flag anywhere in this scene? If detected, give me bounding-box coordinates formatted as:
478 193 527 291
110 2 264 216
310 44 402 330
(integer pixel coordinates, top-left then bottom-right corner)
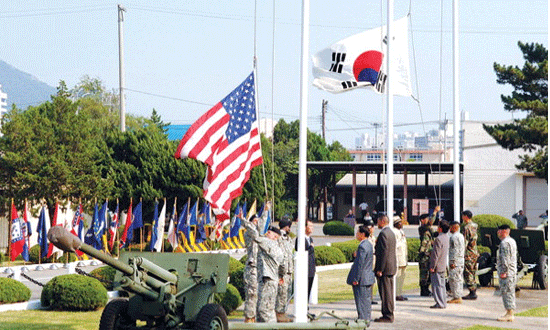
120 202 133 247
21 201 31 262
150 199 166 252
70 203 84 241
174 72 263 220
167 199 178 250
36 205 50 259
85 202 101 250
312 16 411 96
109 202 119 250
10 202 25 261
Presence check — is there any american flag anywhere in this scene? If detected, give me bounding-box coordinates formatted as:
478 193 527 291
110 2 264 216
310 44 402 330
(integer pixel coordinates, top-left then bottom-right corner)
175 72 263 220
108 203 119 250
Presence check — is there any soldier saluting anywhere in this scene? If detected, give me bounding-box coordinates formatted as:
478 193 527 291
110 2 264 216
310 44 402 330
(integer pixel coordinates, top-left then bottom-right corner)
418 213 435 297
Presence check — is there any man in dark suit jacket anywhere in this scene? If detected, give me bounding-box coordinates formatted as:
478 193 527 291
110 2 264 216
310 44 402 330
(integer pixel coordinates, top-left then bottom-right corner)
429 220 450 309
347 225 375 321
296 219 316 318
374 214 397 323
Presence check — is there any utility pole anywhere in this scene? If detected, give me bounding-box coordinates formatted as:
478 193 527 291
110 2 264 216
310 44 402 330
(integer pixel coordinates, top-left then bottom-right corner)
118 4 126 132
321 99 328 140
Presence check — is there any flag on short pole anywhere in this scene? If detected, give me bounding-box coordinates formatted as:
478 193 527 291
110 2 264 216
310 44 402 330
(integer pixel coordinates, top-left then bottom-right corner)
312 16 411 96
174 72 263 220
36 205 50 259
70 203 85 241
176 202 190 242
121 201 133 247
85 202 102 250
151 199 167 252
167 199 178 250
10 202 25 261
97 200 108 249
21 200 31 262
109 202 120 250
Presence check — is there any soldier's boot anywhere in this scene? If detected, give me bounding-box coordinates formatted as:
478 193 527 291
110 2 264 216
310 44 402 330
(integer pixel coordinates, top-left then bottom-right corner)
447 298 462 304
244 317 255 323
497 309 514 322
462 289 477 300
420 285 432 297
276 313 292 323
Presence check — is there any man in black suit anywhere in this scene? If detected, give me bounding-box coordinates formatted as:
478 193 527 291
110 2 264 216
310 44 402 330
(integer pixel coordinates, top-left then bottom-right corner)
296 219 316 318
347 225 375 321
374 214 397 323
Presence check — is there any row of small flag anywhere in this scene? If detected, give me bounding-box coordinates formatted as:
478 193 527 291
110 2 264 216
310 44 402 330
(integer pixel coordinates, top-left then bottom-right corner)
8 198 272 262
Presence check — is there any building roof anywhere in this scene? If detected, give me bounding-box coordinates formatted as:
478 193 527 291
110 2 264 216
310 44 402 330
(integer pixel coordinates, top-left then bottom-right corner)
166 124 191 141
306 161 463 174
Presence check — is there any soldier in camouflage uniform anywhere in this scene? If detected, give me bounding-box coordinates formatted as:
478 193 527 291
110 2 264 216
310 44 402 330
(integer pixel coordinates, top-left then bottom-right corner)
242 202 271 323
496 224 517 322
243 216 285 323
418 213 435 296
461 210 479 300
275 218 294 323
448 221 465 303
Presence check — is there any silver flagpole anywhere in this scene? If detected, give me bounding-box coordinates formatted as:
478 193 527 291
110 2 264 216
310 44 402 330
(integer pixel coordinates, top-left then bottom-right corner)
453 0 461 222
386 0 394 226
294 0 310 323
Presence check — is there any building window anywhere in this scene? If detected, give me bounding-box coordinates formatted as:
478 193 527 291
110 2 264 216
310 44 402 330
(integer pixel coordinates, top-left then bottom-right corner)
367 154 381 161
409 153 423 161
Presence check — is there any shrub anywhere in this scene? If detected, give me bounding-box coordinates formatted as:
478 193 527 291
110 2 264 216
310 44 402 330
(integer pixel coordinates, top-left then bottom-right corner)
0 277 31 303
29 244 55 264
228 257 244 274
332 240 360 262
214 283 242 315
41 274 108 311
477 245 491 255
472 214 515 229
90 266 117 290
322 221 354 236
314 245 347 266
56 252 78 264
228 258 245 299
407 237 421 262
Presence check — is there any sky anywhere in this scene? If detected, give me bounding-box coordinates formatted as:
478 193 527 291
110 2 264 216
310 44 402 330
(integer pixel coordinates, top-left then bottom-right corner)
1 0 547 149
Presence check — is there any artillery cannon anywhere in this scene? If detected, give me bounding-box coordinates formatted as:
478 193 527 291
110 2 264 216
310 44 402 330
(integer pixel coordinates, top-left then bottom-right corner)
477 227 548 289
48 226 229 330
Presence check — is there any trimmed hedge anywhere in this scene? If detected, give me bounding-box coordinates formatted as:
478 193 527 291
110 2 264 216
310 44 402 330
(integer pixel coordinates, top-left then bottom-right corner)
228 257 244 275
322 221 354 236
90 266 117 290
314 245 347 266
472 214 515 229
0 277 31 304
29 244 55 264
229 265 245 300
41 274 108 311
478 245 491 255
331 240 360 262
215 283 242 315
407 237 420 262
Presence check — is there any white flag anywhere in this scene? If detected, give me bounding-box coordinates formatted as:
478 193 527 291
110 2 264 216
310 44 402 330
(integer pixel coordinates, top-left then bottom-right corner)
312 16 412 96
153 201 167 252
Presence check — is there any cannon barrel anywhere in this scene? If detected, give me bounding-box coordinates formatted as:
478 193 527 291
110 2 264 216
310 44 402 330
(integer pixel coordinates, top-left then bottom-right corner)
48 226 135 275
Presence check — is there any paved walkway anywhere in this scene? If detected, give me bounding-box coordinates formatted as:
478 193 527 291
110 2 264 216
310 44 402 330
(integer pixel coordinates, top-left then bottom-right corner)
230 286 548 329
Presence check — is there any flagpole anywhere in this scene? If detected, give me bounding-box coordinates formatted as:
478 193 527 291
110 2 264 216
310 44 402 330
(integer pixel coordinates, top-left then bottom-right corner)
140 198 143 252
452 0 461 222
8 198 13 266
295 0 310 323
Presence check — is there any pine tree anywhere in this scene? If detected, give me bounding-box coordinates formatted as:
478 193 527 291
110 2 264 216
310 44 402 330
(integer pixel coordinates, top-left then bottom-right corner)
483 42 548 180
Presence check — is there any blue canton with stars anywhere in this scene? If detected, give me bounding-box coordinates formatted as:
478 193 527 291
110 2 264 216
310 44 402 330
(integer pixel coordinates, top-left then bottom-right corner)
221 73 256 144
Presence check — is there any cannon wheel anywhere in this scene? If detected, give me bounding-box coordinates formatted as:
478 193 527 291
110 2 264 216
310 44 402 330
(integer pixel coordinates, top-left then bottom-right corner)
99 298 134 330
534 254 548 290
477 252 493 287
194 303 228 330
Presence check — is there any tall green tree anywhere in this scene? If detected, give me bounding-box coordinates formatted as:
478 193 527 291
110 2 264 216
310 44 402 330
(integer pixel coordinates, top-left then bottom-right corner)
484 42 548 180
0 82 114 208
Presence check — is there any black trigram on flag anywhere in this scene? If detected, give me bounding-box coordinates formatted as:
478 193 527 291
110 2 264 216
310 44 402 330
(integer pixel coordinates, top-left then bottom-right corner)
375 71 387 93
341 81 358 90
329 52 346 73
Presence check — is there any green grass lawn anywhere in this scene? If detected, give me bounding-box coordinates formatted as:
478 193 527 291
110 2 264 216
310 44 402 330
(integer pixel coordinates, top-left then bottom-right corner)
0 310 102 330
318 265 420 303
516 305 548 317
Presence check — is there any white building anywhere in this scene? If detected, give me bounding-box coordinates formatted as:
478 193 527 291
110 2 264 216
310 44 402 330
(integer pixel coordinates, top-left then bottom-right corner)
462 120 547 226
0 84 7 118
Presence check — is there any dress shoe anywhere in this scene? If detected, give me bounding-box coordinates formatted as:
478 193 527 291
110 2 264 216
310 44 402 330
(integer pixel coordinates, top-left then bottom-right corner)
373 317 394 323
396 295 408 301
371 300 378 305
430 304 445 309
